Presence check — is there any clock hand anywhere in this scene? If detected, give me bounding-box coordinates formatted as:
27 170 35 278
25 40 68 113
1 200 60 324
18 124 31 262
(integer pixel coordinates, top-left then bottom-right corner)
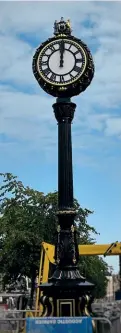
59 40 65 67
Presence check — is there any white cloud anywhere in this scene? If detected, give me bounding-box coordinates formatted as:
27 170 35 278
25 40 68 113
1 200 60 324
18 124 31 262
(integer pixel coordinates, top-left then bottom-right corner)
0 35 34 87
0 89 55 143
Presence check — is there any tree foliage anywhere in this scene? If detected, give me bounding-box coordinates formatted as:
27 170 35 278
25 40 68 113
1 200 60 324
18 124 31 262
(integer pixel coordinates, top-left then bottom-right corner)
0 173 108 298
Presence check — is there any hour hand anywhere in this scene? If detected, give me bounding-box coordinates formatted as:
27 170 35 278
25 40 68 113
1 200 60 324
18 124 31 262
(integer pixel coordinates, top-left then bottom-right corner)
60 41 65 67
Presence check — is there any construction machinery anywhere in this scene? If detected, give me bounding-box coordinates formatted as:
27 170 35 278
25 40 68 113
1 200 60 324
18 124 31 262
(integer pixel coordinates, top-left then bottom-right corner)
35 241 121 315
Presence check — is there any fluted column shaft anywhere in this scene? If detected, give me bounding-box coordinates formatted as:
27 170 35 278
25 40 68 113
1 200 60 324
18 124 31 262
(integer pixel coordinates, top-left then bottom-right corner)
53 101 76 213
58 119 73 210
52 100 80 271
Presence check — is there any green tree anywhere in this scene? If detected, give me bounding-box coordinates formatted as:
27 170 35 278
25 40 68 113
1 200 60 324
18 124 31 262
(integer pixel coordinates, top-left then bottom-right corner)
79 256 108 298
0 173 108 299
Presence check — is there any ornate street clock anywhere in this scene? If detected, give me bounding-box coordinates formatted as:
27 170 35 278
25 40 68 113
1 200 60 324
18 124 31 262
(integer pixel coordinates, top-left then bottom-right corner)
32 19 95 320
32 18 94 98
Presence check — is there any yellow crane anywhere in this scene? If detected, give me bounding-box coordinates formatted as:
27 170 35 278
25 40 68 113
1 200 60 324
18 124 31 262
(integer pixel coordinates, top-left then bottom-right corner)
35 241 121 315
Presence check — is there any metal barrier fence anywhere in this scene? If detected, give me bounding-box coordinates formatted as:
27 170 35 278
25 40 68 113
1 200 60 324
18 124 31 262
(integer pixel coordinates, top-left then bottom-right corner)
0 309 120 333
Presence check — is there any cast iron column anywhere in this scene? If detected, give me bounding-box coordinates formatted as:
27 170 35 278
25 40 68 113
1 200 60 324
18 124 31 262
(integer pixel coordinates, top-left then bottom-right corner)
57 101 74 211
52 99 81 277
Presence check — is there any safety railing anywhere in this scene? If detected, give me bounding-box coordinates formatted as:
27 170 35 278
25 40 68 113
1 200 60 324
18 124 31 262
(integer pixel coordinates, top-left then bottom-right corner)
0 310 120 333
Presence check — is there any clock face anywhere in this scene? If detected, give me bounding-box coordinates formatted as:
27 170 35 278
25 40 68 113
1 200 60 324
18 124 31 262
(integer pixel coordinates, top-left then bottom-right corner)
36 38 87 86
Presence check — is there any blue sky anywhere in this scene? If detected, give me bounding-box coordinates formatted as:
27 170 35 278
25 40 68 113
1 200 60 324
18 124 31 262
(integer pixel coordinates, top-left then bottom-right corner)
0 1 121 273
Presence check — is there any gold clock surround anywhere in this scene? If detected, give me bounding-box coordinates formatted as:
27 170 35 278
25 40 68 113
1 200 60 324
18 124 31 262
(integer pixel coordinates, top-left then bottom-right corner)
36 38 87 87
32 32 94 98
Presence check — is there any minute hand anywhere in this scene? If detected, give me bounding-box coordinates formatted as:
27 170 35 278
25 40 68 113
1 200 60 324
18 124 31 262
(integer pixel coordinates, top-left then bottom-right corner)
60 41 65 67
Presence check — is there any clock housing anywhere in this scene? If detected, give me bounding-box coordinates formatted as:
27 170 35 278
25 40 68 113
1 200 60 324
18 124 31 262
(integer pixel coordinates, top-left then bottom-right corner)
32 35 94 98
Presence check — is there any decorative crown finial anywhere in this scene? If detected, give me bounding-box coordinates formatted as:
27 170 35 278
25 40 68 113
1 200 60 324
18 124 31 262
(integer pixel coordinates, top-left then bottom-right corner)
54 17 72 36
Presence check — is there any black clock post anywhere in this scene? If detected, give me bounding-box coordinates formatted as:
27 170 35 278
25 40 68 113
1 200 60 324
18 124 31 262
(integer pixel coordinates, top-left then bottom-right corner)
32 18 95 317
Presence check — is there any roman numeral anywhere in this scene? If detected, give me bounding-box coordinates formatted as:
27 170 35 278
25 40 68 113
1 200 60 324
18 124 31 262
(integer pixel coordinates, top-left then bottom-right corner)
60 75 65 83
68 44 72 50
50 73 56 81
73 65 80 73
74 50 80 55
43 68 51 76
50 45 56 52
76 58 82 63
70 73 74 79
41 61 48 66
45 45 56 56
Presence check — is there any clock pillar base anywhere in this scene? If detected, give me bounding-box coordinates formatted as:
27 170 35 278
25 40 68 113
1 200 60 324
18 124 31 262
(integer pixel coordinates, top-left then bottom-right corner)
39 280 94 317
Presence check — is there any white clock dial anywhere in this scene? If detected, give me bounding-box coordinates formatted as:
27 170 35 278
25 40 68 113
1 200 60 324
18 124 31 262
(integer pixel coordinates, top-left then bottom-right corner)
49 50 75 76
37 39 87 86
